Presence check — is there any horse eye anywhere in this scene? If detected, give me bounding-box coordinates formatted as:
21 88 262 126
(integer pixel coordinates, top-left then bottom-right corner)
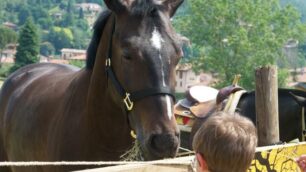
122 49 132 60
150 7 158 16
122 55 132 60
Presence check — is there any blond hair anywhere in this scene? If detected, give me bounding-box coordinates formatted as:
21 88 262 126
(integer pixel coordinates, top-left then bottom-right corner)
193 112 257 172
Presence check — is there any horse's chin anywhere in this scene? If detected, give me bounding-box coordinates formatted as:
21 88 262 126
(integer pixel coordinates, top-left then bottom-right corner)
142 150 177 161
141 143 177 161
120 137 178 160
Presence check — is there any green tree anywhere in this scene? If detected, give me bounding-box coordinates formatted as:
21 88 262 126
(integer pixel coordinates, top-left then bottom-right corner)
38 17 53 30
0 26 17 68
0 1 6 23
0 27 17 50
72 27 89 49
18 6 32 25
67 0 74 13
87 0 103 6
174 0 306 89
280 0 306 22
40 41 55 56
48 27 73 53
30 6 49 21
61 13 75 27
78 8 84 19
11 18 40 73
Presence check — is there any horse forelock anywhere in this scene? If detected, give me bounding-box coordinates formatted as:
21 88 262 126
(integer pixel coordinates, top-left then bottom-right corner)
128 0 163 17
129 0 187 49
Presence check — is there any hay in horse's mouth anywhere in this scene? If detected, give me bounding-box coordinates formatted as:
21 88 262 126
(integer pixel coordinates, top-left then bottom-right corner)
120 140 144 161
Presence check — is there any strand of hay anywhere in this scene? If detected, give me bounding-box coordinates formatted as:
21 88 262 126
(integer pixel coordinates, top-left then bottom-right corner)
120 140 143 161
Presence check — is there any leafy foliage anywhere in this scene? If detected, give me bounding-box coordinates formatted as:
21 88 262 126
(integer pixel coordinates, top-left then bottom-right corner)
280 0 306 23
1 0 99 55
0 64 13 77
11 18 40 73
40 41 55 56
48 27 73 53
0 26 17 50
174 0 306 89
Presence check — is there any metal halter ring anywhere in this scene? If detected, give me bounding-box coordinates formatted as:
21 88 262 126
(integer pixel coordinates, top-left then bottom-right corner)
130 130 137 139
123 93 134 111
105 59 111 66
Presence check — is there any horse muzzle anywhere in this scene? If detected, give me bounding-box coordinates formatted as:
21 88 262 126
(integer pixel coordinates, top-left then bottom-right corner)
143 132 180 160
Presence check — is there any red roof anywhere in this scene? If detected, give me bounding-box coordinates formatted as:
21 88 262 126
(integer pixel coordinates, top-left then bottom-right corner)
49 59 69 64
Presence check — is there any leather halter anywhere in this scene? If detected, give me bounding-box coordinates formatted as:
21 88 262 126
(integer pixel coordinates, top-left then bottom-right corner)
105 17 175 111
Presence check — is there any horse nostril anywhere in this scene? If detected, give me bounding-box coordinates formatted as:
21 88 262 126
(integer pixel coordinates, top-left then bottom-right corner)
150 134 179 156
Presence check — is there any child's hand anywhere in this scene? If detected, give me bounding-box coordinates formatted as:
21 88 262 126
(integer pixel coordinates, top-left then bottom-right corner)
296 155 306 172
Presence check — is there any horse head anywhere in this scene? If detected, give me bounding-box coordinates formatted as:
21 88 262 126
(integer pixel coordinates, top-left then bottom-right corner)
101 0 185 160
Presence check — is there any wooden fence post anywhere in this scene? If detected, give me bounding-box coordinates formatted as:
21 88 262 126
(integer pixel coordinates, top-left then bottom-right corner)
255 66 279 146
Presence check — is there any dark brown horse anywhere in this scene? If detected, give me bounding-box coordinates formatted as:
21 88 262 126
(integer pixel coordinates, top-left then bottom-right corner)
0 0 186 171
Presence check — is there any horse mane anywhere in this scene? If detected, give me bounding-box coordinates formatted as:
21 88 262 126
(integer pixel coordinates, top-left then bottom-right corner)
86 10 112 69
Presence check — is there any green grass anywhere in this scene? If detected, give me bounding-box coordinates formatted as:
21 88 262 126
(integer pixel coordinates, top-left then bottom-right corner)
69 60 85 68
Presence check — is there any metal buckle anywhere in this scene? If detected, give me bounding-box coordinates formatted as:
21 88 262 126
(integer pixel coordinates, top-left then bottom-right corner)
124 93 134 111
105 58 111 66
130 130 137 139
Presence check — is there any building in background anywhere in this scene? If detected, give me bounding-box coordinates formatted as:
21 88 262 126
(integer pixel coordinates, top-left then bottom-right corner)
75 3 102 15
175 63 215 93
0 44 17 64
60 48 86 60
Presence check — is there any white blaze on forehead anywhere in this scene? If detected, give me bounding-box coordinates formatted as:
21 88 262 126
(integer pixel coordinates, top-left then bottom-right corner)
150 27 164 50
121 0 136 7
165 96 173 120
159 54 166 86
154 0 163 5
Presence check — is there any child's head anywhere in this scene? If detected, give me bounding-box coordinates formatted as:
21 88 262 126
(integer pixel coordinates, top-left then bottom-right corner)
192 112 257 172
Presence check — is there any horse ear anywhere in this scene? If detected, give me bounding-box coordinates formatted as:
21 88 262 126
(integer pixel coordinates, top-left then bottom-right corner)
103 0 135 13
163 0 184 17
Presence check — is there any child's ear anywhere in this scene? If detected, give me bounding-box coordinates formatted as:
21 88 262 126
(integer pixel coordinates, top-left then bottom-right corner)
196 153 209 171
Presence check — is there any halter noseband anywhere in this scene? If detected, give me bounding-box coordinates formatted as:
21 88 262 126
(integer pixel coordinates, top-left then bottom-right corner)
105 17 175 111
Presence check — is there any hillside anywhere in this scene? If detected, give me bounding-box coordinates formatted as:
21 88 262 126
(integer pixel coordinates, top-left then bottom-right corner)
1 0 305 58
0 0 105 55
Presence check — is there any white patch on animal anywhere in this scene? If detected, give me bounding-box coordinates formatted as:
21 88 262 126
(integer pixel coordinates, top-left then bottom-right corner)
155 0 163 5
151 27 166 86
151 27 164 50
165 95 173 120
159 54 166 86
151 27 171 119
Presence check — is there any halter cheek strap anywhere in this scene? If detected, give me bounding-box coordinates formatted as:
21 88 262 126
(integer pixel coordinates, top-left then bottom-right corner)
105 57 175 111
105 17 175 112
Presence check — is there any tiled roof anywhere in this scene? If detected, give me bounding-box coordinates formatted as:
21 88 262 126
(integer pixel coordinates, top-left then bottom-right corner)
61 48 86 54
0 57 14 63
49 59 69 64
70 54 86 60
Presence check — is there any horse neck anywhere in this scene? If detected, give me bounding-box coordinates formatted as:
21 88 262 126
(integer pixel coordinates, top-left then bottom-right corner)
86 15 133 150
